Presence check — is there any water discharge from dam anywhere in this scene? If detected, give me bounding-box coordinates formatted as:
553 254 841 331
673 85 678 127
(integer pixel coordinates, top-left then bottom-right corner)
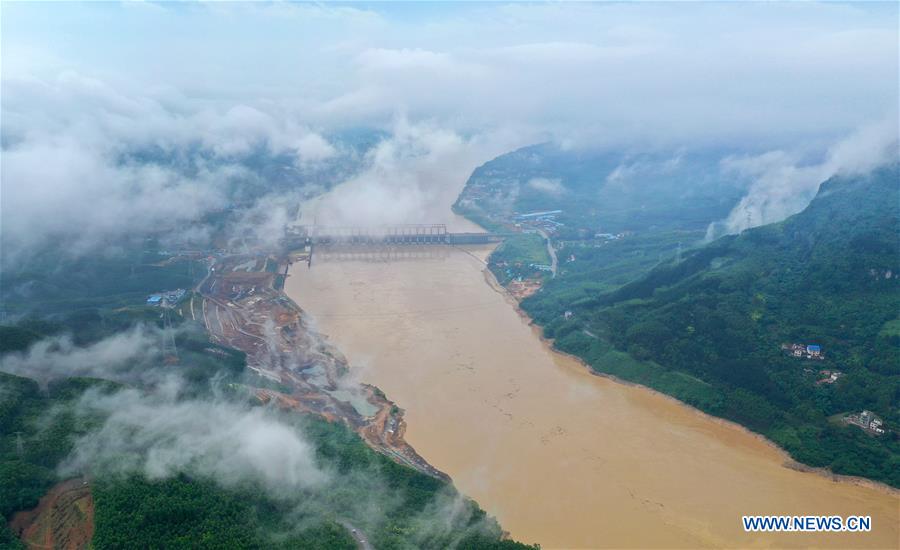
285 222 899 548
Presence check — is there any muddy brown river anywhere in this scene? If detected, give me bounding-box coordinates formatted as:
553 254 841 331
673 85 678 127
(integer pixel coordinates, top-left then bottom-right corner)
286 222 898 549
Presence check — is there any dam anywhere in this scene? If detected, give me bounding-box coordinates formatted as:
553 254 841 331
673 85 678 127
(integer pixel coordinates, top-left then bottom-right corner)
286 240 900 549
282 224 508 247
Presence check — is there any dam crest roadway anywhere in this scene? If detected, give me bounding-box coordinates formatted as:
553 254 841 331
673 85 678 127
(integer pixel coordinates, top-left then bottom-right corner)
283 224 510 247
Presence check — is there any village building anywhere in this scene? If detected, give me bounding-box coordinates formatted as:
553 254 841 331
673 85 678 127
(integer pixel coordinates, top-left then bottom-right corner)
844 410 886 436
815 370 843 385
781 343 825 360
146 289 187 308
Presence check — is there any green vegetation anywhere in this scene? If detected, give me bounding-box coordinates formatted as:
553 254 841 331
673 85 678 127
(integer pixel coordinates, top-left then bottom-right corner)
94 474 356 549
1 246 205 316
490 233 552 284
0 373 113 520
525 165 900 487
878 318 900 339
0 246 250 394
454 143 746 238
0 325 45 354
0 238 536 548
305 416 533 549
458 142 899 487
93 473 358 549
457 143 746 296
0 370 535 549
0 525 24 549
538 230 701 301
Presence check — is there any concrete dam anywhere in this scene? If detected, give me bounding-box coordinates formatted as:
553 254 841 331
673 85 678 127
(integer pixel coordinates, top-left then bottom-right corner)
283 224 509 248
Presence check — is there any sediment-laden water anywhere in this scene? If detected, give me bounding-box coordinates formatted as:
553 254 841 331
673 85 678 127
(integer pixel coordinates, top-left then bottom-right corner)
285 222 898 549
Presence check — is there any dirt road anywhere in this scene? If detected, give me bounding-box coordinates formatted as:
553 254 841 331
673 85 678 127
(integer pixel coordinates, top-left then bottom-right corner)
198 253 447 481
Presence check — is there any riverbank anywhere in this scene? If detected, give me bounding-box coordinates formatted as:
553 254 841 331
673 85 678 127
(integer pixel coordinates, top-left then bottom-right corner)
286 242 900 548
477 257 900 497
196 252 448 481
478 235 900 501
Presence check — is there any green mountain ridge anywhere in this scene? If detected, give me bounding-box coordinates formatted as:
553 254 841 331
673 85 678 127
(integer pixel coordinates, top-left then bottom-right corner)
0 244 536 549
525 164 900 486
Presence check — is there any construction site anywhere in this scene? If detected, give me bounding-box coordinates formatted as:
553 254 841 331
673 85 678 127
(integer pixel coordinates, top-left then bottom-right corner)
192 250 447 481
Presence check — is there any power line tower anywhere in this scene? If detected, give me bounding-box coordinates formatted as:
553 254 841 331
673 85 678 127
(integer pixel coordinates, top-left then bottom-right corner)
675 242 683 263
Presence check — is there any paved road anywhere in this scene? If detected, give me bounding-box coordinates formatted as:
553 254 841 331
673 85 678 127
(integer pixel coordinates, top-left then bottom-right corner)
537 229 558 278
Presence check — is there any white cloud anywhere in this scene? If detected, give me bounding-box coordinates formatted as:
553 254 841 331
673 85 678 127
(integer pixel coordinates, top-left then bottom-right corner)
0 325 162 384
1 2 896 256
61 386 328 494
527 177 564 197
7 1 890 144
300 118 525 229
1 134 231 259
0 73 346 261
294 133 338 166
708 118 899 237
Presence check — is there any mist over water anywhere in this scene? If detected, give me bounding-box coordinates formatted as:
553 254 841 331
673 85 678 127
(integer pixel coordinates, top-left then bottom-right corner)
2 2 898 548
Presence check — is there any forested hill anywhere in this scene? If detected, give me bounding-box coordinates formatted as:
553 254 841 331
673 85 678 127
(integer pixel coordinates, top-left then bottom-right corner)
454 143 748 236
602 163 899 307
0 241 537 548
529 164 900 486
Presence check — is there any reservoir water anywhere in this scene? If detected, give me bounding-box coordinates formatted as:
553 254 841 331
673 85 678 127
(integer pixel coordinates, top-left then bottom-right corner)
286 220 898 549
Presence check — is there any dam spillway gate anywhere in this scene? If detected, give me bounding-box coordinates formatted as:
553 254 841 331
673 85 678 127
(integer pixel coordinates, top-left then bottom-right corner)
283 224 506 248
